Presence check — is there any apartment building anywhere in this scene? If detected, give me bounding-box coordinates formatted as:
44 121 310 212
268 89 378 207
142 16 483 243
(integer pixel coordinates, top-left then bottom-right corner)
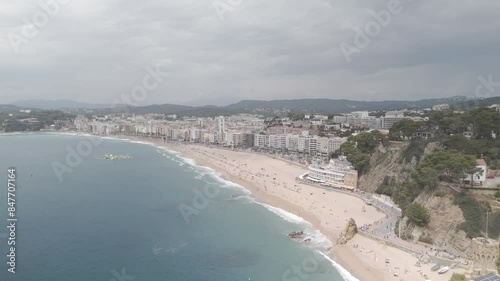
380 111 406 130
286 135 299 151
269 134 287 149
254 134 270 148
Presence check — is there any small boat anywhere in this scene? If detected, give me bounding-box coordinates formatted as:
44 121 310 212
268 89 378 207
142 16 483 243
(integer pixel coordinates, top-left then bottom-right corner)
431 263 441 271
437 266 449 274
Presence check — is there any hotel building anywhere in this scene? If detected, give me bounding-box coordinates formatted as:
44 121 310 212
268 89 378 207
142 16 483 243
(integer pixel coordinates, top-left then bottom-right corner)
306 156 358 190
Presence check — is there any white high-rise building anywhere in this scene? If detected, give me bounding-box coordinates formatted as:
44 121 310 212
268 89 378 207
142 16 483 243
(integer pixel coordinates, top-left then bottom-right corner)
269 135 286 149
254 134 270 148
333 115 348 124
380 111 405 129
351 111 369 118
215 116 225 143
286 135 299 151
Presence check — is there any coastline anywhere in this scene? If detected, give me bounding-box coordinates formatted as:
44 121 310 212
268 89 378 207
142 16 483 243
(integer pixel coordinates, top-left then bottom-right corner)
148 139 466 281
159 141 384 281
10 132 465 281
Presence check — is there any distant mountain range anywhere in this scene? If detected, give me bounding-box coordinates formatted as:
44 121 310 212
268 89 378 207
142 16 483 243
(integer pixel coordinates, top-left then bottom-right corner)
12 99 124 110
3 95 500 117
0 104 23 113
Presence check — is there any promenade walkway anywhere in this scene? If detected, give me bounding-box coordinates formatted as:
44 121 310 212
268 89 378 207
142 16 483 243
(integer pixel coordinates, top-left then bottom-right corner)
296 177 433 257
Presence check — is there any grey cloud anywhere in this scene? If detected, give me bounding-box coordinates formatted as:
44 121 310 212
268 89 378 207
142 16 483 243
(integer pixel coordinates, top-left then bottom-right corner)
0 0 499 105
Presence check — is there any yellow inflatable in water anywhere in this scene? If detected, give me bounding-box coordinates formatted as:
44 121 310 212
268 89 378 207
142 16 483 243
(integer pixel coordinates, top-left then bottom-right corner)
100 154 132 160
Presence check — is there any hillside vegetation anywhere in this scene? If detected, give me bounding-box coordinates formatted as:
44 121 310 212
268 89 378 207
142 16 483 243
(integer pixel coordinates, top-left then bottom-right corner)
337 107 500 247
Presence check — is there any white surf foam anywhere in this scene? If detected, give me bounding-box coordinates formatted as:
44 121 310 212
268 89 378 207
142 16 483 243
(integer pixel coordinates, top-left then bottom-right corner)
302 228 333 250
317 251 360 281
177 155 197 167
225 194 253 202
255 202 358 281
257 202 307 225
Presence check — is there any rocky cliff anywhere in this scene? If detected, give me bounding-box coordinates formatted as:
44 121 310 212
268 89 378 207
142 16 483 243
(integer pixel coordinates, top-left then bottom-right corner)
338 218 358 244
357 142 410 193
358 141 444 193
360 140 498 269
399 186 498 271
399 186 467 250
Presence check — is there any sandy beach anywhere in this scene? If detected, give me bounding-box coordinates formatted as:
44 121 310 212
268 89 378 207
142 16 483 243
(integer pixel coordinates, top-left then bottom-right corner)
124 136 465 281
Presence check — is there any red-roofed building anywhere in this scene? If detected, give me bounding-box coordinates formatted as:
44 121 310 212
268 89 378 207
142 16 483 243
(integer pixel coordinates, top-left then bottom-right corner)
476 159 487 166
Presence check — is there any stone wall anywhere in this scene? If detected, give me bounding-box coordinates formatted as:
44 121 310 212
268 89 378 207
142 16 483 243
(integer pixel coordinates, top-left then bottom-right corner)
469 238 499 270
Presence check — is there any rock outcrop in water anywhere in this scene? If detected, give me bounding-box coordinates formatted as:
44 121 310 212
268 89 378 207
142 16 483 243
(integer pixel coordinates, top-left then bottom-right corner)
338 218 357 244
288 231 304 239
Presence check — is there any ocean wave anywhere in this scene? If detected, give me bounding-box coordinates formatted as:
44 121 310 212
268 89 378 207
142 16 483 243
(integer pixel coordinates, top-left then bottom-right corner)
257 203 307 225
155 150 251 197
177 155 197 166
317 251 360 281
156 146 182 156
127 139 157 147
212 174 245 189
255 202 358 281
225 194 253 202
302 228 332 250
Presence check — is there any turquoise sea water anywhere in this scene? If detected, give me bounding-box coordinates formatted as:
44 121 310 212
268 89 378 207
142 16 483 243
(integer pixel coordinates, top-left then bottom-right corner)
0 134 357 281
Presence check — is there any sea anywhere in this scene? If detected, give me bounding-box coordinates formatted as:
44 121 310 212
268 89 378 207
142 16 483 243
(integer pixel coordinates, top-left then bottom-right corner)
0 134 358 281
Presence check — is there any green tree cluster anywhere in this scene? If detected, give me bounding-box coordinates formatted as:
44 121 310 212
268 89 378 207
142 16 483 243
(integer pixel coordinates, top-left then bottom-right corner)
1 110 75 132
389 119 418 140
444 135 500 168
4 120 44 132
418 150 479 183
400 140 429 163
286 112 305 121
487 210 500 239
376 176 397 196
335 130 387 174
454 193 484 238
465 107 500 139
405 203 430 226
389 107 500 141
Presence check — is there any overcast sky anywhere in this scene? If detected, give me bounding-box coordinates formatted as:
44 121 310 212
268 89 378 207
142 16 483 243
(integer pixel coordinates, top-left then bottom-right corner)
1 0 499 106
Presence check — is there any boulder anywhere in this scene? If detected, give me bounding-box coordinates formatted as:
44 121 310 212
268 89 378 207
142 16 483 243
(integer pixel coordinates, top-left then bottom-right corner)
338 218 358 244
288 231 304 239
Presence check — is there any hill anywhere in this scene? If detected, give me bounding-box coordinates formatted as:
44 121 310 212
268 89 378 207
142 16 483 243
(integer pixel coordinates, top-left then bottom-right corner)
6 95 495 116
0 104 24 113
226 96 468 114
12 99 124 110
